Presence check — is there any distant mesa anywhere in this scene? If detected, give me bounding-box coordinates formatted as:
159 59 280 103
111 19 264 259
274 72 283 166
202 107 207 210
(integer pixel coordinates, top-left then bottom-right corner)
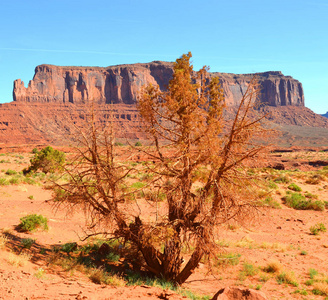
1 61 327 147
13 62 304 107
321 112 328 118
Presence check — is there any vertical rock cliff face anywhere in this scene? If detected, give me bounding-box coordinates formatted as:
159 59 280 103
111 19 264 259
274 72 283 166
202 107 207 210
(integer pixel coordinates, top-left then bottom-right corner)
216 71 304 107
13 62 304 107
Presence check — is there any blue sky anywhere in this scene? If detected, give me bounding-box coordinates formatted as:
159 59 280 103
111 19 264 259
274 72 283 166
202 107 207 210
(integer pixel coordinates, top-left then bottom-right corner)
0 0 327 113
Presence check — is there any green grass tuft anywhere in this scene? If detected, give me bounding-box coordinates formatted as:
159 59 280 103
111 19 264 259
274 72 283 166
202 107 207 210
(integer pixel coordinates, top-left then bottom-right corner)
18 214 48 232
310 223 327 235
288 183 302 192
283 192 325 211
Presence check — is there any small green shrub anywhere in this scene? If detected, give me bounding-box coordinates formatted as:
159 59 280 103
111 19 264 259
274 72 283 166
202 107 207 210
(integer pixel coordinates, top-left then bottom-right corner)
125 271 176 290
0 159 10 163
23 146 65 174
18 214 48 232
262 196 281 209
78 243 99 255
238 272 246 281
276 271 299 287
52 187 69 202
274 175 290 184
259 273 270 282
9 177 21 185
305 191 318 199
283 192 325 211
288 183 302 192
134 141 142 147
311 200 325 211
247 168 256 175
293 289 308 296
21 238 35 249
177 289 210 300
22 177 37 185
309 268 319 279
305 279 314 286
242 262 259 276
106 252 120 262
33 172 46 180
310 223 327 235
34 267 45 279
5 169 17 176
283 192 306 208
61 242 78 254
131 182 145 189
0 177 8 185
267 181 278 189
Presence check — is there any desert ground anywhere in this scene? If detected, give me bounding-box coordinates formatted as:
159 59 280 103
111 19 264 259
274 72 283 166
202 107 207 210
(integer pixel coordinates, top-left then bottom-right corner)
1 146 328 299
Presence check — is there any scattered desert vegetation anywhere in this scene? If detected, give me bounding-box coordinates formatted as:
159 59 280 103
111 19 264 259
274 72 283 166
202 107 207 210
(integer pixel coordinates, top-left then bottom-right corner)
1 146 328 299
1 55 328 299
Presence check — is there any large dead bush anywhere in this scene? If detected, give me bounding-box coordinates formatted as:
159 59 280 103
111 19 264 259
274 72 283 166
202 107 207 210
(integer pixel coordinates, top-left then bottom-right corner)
54 52 268 284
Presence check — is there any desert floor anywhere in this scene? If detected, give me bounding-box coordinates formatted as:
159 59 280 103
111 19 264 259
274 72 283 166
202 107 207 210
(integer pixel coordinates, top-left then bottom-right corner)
1 148 328 300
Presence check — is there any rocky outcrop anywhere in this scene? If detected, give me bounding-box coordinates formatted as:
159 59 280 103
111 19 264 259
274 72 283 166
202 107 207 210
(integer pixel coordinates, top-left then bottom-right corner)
2 100 328 147
216 71 304 106
211 287 268 300
13 62 173 105
13 62 304 107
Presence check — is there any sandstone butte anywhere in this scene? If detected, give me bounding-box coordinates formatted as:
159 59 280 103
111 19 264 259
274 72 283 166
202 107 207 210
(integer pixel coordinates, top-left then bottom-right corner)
1 61 328 146
13 61 304 106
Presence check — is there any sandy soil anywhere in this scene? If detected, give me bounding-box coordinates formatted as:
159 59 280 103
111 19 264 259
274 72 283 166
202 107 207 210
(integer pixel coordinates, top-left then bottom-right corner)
1 150 328 299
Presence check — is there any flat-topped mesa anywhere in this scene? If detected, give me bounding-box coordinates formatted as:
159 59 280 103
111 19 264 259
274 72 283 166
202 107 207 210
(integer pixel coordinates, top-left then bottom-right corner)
13 62 173 104
13 62 304 107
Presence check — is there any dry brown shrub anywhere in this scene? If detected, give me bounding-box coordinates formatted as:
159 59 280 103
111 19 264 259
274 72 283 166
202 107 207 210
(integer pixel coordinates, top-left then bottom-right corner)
54 52 270 284
313 282 328 295
0 234 8 249
7 252 31 267
263 260 283 273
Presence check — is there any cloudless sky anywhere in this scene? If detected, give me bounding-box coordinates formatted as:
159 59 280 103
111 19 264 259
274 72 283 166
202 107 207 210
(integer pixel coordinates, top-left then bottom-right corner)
0 0 327 113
